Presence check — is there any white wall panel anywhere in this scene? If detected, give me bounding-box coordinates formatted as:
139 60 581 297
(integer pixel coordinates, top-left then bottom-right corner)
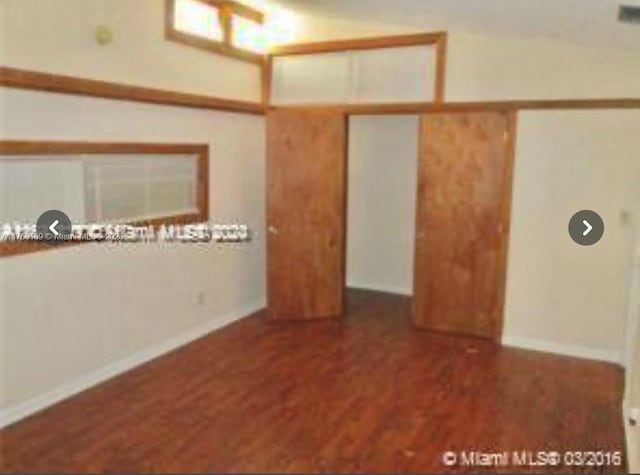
350 46 436 103
272 45 437 104
271 52 351 104
503 110 640 358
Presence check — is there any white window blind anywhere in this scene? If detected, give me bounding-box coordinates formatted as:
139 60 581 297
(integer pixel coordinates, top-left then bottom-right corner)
84 155 198 222
271 44 437 105
0 154 199 225
0 158 85 223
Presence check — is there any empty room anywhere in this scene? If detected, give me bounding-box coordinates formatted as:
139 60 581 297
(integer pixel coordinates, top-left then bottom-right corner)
1 0 640 473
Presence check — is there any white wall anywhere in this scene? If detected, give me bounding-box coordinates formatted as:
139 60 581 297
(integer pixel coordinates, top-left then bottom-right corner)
445 31 640 101
503 110 640 361
0 0 262 101
5 2 636 101
293 14 640 101
0 88 266 426
347 116 418 295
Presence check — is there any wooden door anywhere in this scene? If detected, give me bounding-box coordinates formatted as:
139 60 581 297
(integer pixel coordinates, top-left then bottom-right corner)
413 111 517 340
266 109 347 321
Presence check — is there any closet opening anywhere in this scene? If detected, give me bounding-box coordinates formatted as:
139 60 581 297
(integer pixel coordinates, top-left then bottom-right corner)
345 115 420 313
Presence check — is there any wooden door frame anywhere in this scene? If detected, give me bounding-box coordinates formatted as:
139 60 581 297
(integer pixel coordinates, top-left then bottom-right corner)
494 111 518 339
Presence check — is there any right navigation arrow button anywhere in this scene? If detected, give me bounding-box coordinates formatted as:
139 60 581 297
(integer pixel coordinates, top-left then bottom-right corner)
569 210 604 246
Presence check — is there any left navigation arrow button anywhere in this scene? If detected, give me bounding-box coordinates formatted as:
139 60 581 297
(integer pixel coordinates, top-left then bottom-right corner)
36 210 72 246
49 219 60 236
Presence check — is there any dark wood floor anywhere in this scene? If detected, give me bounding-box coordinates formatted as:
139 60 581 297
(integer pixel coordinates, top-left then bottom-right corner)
0 290 626 473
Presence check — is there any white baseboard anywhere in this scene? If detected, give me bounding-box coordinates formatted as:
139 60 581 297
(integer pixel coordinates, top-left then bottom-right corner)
347 281 413 296
0 300 265 429
624 400 639 473
346 287 623 365
502 334 622 364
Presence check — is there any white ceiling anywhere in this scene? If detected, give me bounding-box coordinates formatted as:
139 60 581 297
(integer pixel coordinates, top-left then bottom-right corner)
277 0 640 52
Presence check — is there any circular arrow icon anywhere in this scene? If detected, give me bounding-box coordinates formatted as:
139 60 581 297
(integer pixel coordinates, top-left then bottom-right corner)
568 210 604 246
36 210 72 246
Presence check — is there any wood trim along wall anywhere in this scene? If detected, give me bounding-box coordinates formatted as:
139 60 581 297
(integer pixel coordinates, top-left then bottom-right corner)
268 32 447 56
2 66 638 115
269 98 640 115
261 55 273 105
0 141 210 258
0 66 265 115
434 34 448 102
264 32 449 105
0 141 208 156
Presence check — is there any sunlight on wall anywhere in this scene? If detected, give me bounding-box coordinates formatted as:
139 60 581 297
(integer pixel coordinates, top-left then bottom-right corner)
232 14 268 53
238 0 303 48
174 0 302 52
174 0 224 41
264 7 302 47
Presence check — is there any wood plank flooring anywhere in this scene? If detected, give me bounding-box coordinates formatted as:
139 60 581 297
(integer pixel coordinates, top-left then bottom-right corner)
0 290 626 473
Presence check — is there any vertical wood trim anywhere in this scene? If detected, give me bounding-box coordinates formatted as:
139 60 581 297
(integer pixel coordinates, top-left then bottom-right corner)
165 0 175 41
261 55 273 105
197 145 210 222
412 115 427 322
494 111 518 338
265 114 273 316
434 33 448 102
341 114 350 301
221 4 233 46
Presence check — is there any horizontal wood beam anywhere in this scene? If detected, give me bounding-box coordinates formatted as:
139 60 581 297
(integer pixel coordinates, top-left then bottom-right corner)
0 66 265 115
0 140 209 155
269 98 640 115
2 66 637 116
269 32 447 56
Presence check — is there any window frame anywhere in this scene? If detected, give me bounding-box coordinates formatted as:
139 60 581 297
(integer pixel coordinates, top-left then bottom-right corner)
264 32 449 104
165 0 266 65
0 141 209 257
